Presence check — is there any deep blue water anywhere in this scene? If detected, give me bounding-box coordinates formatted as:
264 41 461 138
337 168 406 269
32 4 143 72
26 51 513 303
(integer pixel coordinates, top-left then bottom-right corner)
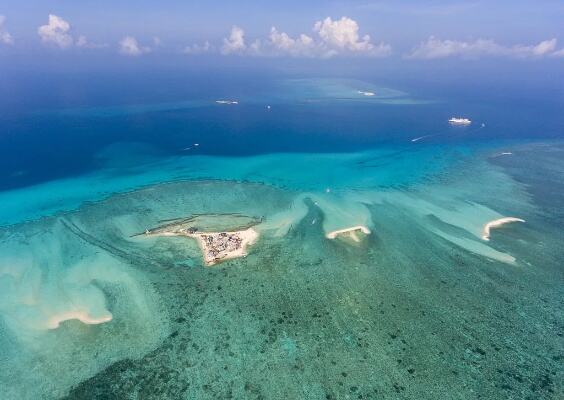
1 61 562 192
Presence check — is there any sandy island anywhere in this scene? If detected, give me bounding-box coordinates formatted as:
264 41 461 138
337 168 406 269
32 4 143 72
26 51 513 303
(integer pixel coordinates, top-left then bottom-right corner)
191 229 258 265
482 217 525 241
147 227 258 266
326 225 371 242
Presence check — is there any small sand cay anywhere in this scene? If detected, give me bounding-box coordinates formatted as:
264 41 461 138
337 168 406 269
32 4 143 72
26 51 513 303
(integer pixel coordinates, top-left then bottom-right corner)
326 225 371 243
139 214 260 266
482 217 525 241
47 311 113 330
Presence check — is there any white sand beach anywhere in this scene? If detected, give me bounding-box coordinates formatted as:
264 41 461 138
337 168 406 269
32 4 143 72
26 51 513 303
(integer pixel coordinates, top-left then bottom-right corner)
482 217 525 241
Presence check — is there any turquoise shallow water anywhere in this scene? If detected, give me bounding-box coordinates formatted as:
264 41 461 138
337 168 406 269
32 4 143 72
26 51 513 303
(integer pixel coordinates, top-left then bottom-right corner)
0 76 562 399
1 142 562 399
0 143 468 226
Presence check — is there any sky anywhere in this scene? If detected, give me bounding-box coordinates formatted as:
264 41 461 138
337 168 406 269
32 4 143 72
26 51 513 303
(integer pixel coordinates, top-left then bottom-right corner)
1 0 563 61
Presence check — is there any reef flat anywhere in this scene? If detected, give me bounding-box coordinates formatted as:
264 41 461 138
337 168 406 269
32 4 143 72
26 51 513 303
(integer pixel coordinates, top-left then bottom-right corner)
0 144 562 399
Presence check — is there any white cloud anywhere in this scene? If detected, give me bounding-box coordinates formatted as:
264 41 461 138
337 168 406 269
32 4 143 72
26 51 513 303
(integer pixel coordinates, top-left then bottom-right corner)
314 17 374 53
246 28 316 57
0 15 14 45
38 14 73 49
183 41 213 55
520 38 557 57
219 17 391 58
221 26 246 55
552 48 564 58
119 36 151 56
267 28 316 57
37 14 106 50
407 36 560 59
76 35 107 49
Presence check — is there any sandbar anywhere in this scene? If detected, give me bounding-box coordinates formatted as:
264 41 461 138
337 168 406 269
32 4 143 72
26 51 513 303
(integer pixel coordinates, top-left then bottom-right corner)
47 311 113 329
482 217 525 241
326 225 371 242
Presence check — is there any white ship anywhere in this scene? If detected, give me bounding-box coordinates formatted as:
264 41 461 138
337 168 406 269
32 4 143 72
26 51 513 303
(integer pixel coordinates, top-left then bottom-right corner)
449 117 472 125
357 90 375 97
216 100 239 105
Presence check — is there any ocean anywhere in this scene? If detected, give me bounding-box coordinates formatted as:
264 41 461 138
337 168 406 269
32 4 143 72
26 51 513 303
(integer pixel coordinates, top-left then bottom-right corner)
0 62 562 399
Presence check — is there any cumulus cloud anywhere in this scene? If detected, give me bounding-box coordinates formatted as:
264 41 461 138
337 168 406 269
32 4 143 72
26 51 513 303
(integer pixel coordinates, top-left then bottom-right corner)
245 28 316 57
183 41 213 55
221 26 246 55
314 17 375 53
0 15 14 45
407 36 560 59
267 27 316 57
218 17 390 58
119 36 151 56
37 14 106 50
38 14 73 48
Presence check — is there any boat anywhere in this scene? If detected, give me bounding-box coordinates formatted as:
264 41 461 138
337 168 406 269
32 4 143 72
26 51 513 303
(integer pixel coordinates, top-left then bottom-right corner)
357 90 375 96
449 117 472 125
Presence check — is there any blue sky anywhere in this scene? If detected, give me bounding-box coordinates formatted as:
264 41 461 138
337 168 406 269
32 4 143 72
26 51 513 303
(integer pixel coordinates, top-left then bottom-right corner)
1 1 563 60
